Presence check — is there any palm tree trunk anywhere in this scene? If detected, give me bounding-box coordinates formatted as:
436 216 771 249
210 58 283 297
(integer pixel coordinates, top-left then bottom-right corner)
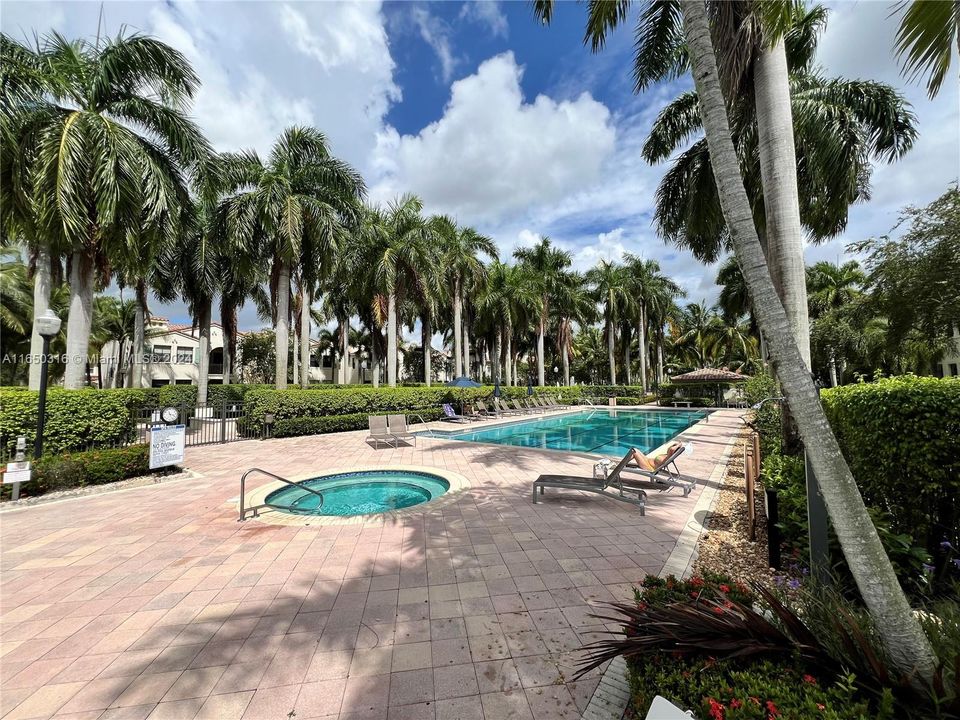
828 348 838 387
197 297 211 405
754 39 811 367
114 340 126 389
562 345 570 387
387 293 398 387
275 259 290 389
493 330 502 386
679 0 936 682
638 304 648 392
537 320 546 386
292 324 299 385
340 318 350 384
453 279 463 377
131 281 147 389
423 314 432 386
372 332 380 388
63 251 95 389
28 242 53 391
300 287 311 387
221 302 235 385
504 326 513 386
607 316 616 385
463 323 471 378
623 325 632 385
657 331 665 384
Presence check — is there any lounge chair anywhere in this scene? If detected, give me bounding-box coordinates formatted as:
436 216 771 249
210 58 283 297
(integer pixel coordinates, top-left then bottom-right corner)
476 400 496 416
533 450 646 513
621 444 695 496
530 397 547 410
441 403 472 423
387 414 417 446
511 399 533 414
523 399 544 413
367 415 397 448
495 398 521 415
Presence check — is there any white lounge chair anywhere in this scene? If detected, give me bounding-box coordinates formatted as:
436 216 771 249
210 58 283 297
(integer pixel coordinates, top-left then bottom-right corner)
387 414 416 446
367 415 397 448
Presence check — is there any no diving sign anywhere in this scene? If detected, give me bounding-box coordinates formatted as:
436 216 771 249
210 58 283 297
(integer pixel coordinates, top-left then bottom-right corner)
150 425 186 469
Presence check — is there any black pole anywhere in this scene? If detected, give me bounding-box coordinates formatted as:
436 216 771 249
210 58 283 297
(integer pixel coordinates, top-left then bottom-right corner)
34 336 51 459
765 488 781 570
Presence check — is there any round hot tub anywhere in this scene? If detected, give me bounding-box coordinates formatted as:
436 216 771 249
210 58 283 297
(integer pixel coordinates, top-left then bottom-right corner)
264 470 450 517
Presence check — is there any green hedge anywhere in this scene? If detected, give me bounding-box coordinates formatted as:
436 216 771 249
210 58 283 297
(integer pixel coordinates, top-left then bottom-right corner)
1 445 155 499
158 384 198 407
274 408 447 437
207 383 272 403
0 388 135 457
821 375 960 558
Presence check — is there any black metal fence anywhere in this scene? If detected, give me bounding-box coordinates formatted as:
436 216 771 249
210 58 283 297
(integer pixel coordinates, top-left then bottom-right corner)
131 401 258 447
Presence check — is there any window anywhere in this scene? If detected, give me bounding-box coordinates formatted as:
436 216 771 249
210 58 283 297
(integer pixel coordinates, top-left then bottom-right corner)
951 363 958 377
321 354 332 368
175 379 193 385
152 345 171 362
175 348 194 364
151 379 170 388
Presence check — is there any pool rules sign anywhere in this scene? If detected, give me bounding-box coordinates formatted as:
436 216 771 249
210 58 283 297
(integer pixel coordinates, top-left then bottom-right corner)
150 424 186 469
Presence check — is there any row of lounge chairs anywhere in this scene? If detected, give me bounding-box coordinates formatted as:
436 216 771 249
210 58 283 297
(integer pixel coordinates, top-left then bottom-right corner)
532 443 693 515
441 396 570 422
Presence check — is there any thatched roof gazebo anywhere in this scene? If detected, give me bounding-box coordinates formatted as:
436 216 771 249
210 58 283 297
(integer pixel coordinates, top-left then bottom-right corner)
660 368 751 407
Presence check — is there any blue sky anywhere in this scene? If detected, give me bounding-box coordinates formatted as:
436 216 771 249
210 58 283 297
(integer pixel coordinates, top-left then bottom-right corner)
2 1 957 334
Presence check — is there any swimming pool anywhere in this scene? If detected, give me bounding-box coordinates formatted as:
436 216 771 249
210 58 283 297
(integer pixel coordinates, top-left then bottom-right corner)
436 408 707 456
264 470 450 517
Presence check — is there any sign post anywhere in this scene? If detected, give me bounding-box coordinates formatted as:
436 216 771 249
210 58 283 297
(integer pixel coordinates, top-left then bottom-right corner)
3 436 31 500
149 425 186 470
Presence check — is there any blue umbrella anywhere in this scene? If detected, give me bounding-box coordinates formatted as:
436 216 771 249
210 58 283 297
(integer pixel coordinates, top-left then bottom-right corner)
445 376 481 388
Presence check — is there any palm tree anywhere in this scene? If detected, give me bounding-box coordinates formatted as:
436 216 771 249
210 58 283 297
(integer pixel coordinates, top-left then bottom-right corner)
677 0 936 681
894 0 960 98
221 126 364 389
553 271 595 386
623 255 681 390
806 260 865 317
476 261 540 386
674 302 718 368
514 236 571 385
586 260 633 384
436 218 497 378
1 31 210 389
90 296 136 388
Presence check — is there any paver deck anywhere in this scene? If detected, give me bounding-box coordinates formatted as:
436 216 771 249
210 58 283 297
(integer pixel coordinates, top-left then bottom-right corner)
0 409 744 720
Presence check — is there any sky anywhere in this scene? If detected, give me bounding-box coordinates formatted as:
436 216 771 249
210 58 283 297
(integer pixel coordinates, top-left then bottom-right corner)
3 0 958 337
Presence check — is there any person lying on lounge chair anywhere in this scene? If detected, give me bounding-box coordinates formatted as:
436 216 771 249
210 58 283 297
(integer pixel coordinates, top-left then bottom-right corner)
628 442 683 471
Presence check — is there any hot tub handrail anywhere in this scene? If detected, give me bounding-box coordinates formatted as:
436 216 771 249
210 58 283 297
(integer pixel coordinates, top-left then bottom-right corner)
238 467 324 521
410 413 436 437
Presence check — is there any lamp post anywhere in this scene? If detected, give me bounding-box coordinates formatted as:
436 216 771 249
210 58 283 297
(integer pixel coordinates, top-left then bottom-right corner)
34 309 62 459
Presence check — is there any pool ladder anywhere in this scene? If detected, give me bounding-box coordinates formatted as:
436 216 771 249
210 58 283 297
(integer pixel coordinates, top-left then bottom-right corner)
238 467 325 521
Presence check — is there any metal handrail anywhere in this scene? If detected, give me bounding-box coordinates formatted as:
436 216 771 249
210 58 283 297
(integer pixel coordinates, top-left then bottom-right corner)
238 467 324 521
410 413 436 437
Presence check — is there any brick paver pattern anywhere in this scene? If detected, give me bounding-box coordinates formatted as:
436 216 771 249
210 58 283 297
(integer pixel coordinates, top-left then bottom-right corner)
0 410 744 719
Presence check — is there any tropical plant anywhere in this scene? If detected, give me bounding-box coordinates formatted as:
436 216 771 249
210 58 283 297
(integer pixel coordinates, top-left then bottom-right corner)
586 259 634 384
514 236 572 386
893 0 960 98
220 126 364 389
90 296 137 389
1 30 210 389
673 0 937 682
553 271 595 386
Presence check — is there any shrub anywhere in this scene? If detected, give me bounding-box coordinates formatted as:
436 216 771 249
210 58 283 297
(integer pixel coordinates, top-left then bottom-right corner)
1 445 154 498
581 384 648 399
635 572 754 606
158 384 199 407
273 408 446 437
100 387 161 412
743 371 782 457
821 376 960 565
630 655 874 720
0 388 134 457
207 384 272 403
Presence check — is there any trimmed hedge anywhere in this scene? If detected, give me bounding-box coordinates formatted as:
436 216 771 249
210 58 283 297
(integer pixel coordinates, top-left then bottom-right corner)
821 375 960 557
0 388 135 457
207 383 271 403
0 445 155 499
159 384 198 407
274 408 447 437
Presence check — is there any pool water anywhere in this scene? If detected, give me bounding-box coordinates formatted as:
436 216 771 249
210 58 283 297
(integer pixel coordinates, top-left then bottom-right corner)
438 408 707 456
265 470 449 517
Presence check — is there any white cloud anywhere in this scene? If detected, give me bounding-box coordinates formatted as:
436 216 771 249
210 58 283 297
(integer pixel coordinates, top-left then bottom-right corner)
459 1 508 38
573 228 627 270
411 6 457 82
371 52 616 224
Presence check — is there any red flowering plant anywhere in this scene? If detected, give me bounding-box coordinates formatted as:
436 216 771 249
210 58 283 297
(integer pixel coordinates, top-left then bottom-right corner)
634 572 753 607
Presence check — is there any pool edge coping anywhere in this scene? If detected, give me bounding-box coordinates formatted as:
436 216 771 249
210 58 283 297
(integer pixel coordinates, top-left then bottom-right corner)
239 464 472 527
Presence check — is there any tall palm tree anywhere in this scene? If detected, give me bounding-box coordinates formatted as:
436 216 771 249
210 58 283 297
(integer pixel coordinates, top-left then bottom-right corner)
894 0 960 98
1 31 210 389
436 218 497 378
90 296 136 388
674 301 718 368
476 261 540 387
806 260 866 318
221 126 364 389
552 271 595 386
677 0 936 680
586 260 633 384
623 254 681 390
514 236 571 385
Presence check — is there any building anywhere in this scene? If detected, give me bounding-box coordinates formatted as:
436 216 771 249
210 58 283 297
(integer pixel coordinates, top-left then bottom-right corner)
935 326 960 378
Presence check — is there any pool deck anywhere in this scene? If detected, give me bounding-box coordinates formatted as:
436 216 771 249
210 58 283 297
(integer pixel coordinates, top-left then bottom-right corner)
0 408 745 720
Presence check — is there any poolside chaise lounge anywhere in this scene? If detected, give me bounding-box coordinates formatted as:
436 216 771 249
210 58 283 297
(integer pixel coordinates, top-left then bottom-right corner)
441 403 472 423
476 400 496 416
532 450 646 513
512 399 535 414
367 415 397 448
621 444 695 496
522 399 544 413
387 414 417 446
495 398 521 415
